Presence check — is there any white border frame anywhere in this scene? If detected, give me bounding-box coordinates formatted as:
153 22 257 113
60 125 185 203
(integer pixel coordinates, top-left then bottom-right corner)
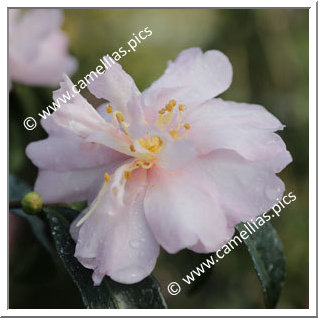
3 1 316 316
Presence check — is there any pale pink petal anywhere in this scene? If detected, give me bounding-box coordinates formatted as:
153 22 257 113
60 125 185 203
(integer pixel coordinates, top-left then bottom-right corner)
26 128 128 172
34 167 105 204
141 87 185 124
87 62 145 137
87 62 140 110
52 75 108 136
185 98 292 172
9 9 77 86
145 149 286 253
182 150 286 228
142 48 233 111
157 139 197 171
71 168 159 284
96 103 113 123
144 164 234 254
10 9 63 59
10 31 77 86
51 75 131 155
85 131 135 157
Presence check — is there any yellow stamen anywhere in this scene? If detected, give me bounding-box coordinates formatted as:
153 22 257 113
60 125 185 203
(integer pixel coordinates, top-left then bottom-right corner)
169 99 176 107
170 130 177 138
104 172 110 182
124 170 132 180
184 123 191 130
138 135 163 153
106 105 113 113
158 109 166 115
165 104 173 112
130 144 136 152
116 112 125 123
179 104 185 111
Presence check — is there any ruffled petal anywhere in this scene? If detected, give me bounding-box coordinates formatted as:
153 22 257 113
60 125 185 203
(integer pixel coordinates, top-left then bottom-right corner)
187 150 286 227
26 125 127 172
144 163 234 254
87 62 145 137
142 48 233 111
51 75 131 154
145 149 287 254
185 98 292 172
71 168 159 284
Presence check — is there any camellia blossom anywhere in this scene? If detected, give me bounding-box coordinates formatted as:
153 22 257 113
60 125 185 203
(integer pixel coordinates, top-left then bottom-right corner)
26 48 292 285
9 9 77 88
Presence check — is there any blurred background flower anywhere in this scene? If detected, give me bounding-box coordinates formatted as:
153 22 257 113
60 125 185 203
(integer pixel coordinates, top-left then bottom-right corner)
9 8 308 309
9 9 77 88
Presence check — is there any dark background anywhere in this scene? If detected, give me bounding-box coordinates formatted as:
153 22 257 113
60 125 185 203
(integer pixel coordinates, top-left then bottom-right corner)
9 9 309 309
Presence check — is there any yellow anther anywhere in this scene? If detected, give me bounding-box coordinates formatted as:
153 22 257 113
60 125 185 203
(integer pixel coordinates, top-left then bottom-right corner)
130 144 136 152
179 104 185 111
170 130 177 138
106 105 113 113
124 170 132 180
158 109 166 115
165 104 173 112
104 172 110 182
184 123 191 130
138 136 163 153
116 112 125 123
169 99 176 107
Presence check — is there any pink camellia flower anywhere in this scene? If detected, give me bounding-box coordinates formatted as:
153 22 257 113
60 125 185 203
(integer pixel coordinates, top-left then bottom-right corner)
26 48 292 285
9 9 77 88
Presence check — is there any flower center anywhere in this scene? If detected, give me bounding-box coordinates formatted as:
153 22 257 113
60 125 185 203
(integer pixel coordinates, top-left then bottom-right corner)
76 99 191 226
138 135 163 153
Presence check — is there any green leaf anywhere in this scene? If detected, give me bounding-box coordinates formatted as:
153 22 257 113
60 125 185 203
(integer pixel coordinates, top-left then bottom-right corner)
9 175 53 255
44 206 167 309
236 221 285 308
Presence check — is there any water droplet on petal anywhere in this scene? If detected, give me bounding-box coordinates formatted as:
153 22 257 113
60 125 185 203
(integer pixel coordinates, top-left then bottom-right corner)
130 239 141 248
107 209 115 216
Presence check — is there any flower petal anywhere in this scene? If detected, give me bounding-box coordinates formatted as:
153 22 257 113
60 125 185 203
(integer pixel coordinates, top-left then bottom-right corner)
142 48 233 110
9 9 63 60
71 168 159 284
145 149 287 254
183 150 286 227
33 167 105 204
156 139 197 171
51 75 131 155
10 31 77 86
144 164 234 254
26 126 127 172
9 9 77 86
185 98 292 172
87 61 145 135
